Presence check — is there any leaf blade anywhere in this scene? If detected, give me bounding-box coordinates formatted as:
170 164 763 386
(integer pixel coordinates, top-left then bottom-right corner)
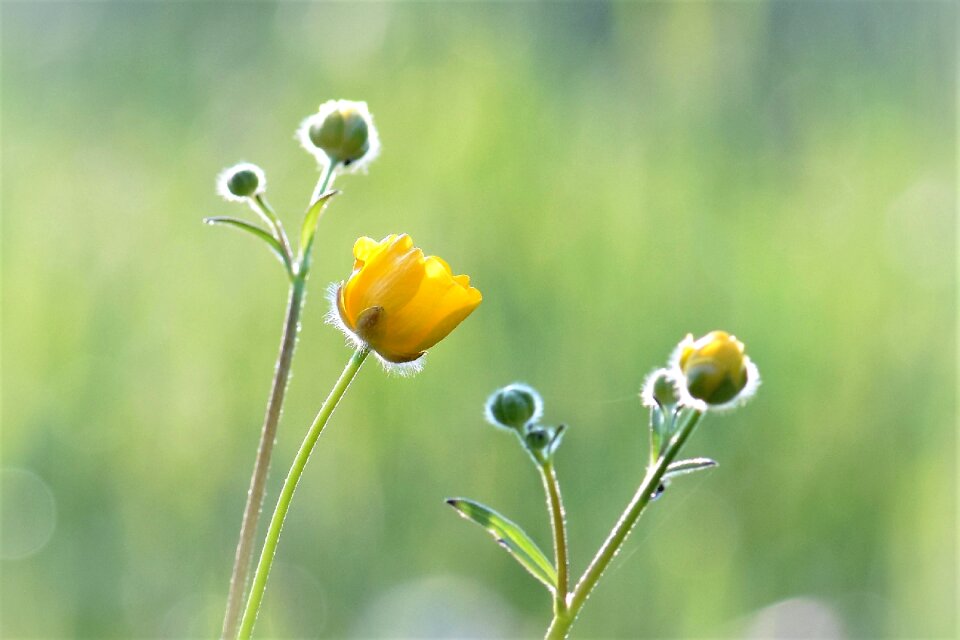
664 457 718 481
446 497 557 591
299 189 340 261
204 216 292 275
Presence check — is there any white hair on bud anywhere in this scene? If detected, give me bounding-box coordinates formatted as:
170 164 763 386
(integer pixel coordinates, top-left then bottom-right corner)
324 282 424 376
483 382 544 427
664 334 707 411
296 99 381 174
216 162 266 202
377 355 425 377
666 334 761 414
640 368 677 409
325 282 363 346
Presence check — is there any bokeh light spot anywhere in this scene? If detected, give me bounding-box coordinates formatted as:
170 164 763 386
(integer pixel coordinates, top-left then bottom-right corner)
1 468 57 560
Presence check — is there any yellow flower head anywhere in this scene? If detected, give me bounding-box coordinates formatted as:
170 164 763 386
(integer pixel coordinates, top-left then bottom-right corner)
672 330 759 410
334 234 482 367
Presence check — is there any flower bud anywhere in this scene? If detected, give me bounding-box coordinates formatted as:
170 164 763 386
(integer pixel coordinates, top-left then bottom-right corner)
216 163 266 202
298 100 380 171
484 383 543 431
641 368 679 408
673 331 759 409
524 426 551 451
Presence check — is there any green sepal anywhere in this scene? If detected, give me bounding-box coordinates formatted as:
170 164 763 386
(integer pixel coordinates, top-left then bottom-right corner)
663 457 718 481
299 189 340 265
445 498 557 591
204 216 292 277
546 424 566 458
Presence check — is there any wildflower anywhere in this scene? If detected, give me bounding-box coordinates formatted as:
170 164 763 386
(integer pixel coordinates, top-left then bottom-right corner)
332 234 481 367
671 331 759 410
485 383 543 431
298 100 380 171
217 163 266 201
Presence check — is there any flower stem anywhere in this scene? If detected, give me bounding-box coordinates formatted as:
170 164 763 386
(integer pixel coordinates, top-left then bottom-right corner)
221 160 339 640
309 160 338 212
298 160 339 277
539 461 569 615
544 410 703 640
221 277 306 640
251 194 293 264
237 347 370 640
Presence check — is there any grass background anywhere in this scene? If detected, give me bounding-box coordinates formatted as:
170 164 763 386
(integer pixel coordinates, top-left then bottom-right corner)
1 2 956 638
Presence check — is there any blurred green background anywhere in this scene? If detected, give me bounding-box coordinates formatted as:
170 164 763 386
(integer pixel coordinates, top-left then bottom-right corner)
2 2 956 638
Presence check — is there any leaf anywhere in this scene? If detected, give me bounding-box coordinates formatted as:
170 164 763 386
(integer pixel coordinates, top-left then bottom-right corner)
299 189 340 260
663 457 718 481
446 498 557 591
204 216 291 275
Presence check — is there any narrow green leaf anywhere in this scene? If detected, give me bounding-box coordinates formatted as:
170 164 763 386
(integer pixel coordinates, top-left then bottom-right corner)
446 497 557 591
204 216 292 275
664 457 718 481
299 189 340 260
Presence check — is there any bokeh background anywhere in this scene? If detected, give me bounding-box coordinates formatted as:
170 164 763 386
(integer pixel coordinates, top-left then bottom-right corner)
2 2 956 638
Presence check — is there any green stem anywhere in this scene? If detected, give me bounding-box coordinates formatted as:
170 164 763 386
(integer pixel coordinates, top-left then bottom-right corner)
222 159 340 640
237 347 370 640
539 461 569 615
251 195 293 265
545 410 703 640
299 160 339 276
221 277 306 640
310 160 338 207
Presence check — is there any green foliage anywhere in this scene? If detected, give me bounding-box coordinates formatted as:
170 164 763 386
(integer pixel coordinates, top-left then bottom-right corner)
446 498 557 592
299 189 339 266
1 3 955 639
663 457 718 481
203 216 291 275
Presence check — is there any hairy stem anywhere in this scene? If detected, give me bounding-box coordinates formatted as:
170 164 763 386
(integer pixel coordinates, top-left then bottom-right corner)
251 194 293 264
221 159 339 640
545 410 703 640
221 279 305 640
539 461 569 615
238 348 370 640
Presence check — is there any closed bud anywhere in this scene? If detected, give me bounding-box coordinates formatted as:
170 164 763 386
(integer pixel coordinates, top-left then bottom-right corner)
216 163 266 202
484 383 543 431
672 331 760 410
298 99 380 171
524 426 551 451
641 368 679 408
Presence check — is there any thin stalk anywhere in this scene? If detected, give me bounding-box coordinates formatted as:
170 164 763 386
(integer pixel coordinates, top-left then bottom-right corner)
221 278 305 640
221 161 339 640
539 461 569 615
238 347 370 640
297 160 339 276
251 195 293 263
545 410 703 640
309 160 338 210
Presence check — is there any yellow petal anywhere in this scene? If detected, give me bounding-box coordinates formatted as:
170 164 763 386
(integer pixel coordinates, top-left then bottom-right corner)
343 235 419 323
379 259 482 354
351 235 387 271
336 233 482 363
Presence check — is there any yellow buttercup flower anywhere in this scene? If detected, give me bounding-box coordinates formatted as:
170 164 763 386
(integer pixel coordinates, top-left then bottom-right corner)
674 330 759 409
335 234 482 364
